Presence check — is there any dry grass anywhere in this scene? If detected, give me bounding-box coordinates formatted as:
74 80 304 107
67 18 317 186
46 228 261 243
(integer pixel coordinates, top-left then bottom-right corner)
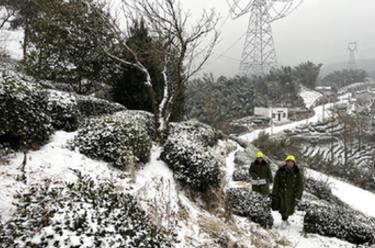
127 153 137 183
198 215 247 248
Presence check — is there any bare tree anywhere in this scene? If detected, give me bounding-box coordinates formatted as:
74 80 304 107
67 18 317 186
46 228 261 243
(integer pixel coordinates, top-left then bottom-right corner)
0 6 15 29
102 0 219 140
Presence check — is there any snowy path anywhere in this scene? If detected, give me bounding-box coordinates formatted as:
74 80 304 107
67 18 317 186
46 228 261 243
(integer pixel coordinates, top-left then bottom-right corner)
240 93 353 142
240 102 334 142
307 169 375 218
272 211 355 248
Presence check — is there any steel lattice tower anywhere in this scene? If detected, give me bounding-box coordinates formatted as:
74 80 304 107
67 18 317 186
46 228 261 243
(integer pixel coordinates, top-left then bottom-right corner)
348 41 358 70
227 0 303 77
240 0 278 76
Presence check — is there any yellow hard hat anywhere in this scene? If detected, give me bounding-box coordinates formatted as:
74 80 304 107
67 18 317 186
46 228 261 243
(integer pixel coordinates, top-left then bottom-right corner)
256 152 264 158
286 155 296 162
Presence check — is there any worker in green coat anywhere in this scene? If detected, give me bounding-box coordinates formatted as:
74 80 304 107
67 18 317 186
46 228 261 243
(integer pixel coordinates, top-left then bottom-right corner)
272 155 304 226
249 151 273 195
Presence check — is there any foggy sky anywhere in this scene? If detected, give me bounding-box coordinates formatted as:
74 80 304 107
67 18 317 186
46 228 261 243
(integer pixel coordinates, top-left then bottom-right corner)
2 0 375 78
182 0 375 77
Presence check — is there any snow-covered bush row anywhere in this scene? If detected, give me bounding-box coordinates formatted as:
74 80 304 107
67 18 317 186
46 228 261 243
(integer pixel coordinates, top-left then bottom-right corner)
0 175 171 248
304 177 342 205
71 113 152 169
168 120 222 147
75 94 126 118
113 110 155 138
304 204 375 245
234 144 259 167
45 91 127 132
226 188 273 229
233 149 251 167
232 169 251 182
0 70 53 149
160 135 222 191
39 80 75 92
45 89 80 131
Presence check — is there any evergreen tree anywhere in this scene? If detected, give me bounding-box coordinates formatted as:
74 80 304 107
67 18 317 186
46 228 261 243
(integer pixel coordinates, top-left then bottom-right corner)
111 19 164 114
293 61 323 89
111 19 185 121
322 69 368 88
22 0 116 93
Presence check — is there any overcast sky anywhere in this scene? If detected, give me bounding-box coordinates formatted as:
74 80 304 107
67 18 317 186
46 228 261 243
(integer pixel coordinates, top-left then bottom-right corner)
182 0 375 77
2 0 374 78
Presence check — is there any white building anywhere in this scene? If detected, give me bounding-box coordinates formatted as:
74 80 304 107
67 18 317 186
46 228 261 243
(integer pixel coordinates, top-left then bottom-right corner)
254 107 288 123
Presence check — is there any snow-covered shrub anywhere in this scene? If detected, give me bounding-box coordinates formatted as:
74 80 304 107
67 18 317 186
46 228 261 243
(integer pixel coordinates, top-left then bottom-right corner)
160 136 221 191
226 188 273 229
304 204 375 245
168 120 222 147
232 169 250 182
296 199 311 212
1 176 171 248
39 80 75 92
233 143 259 167
113 110 155 138
75 94 126 117
0 71 53 148
234 150 251 167
71 114 152 168
45 89 80 131
304 177 343 204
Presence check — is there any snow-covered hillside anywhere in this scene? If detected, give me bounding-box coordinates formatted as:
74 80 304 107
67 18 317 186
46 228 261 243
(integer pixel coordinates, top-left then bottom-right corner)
1 62 375 247
0 131 128 222
0 131 283 247
2 126 368 247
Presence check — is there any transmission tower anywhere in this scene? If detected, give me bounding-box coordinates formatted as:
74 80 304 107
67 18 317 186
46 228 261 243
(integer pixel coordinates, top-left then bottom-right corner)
347 41 358 70
227 0 303 76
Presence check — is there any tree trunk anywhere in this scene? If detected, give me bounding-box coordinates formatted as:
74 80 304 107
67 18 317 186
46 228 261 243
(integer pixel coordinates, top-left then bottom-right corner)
23 20 29 60
146 84 162 141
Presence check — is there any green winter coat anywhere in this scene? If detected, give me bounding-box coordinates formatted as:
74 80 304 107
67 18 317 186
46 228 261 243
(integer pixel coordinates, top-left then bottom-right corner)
249 160 273 195
272 164 304 217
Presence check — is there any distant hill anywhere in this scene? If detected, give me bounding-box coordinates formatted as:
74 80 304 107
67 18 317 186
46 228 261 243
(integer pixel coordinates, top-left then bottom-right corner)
321 59 375 78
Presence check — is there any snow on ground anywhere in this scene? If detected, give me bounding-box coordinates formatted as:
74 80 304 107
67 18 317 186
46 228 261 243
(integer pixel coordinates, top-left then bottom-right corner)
0 30 23 59
240 93 352 142
233 92 370 247
271 211 355 248
240 102 335 142
223 145 357 248
299 87 323 109
307 169 375 218
224 144 246 190
0 131 128 222
133 143 253 247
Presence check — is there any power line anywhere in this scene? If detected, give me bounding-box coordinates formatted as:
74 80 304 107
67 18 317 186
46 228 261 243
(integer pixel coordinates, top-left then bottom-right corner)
207 32 247 65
